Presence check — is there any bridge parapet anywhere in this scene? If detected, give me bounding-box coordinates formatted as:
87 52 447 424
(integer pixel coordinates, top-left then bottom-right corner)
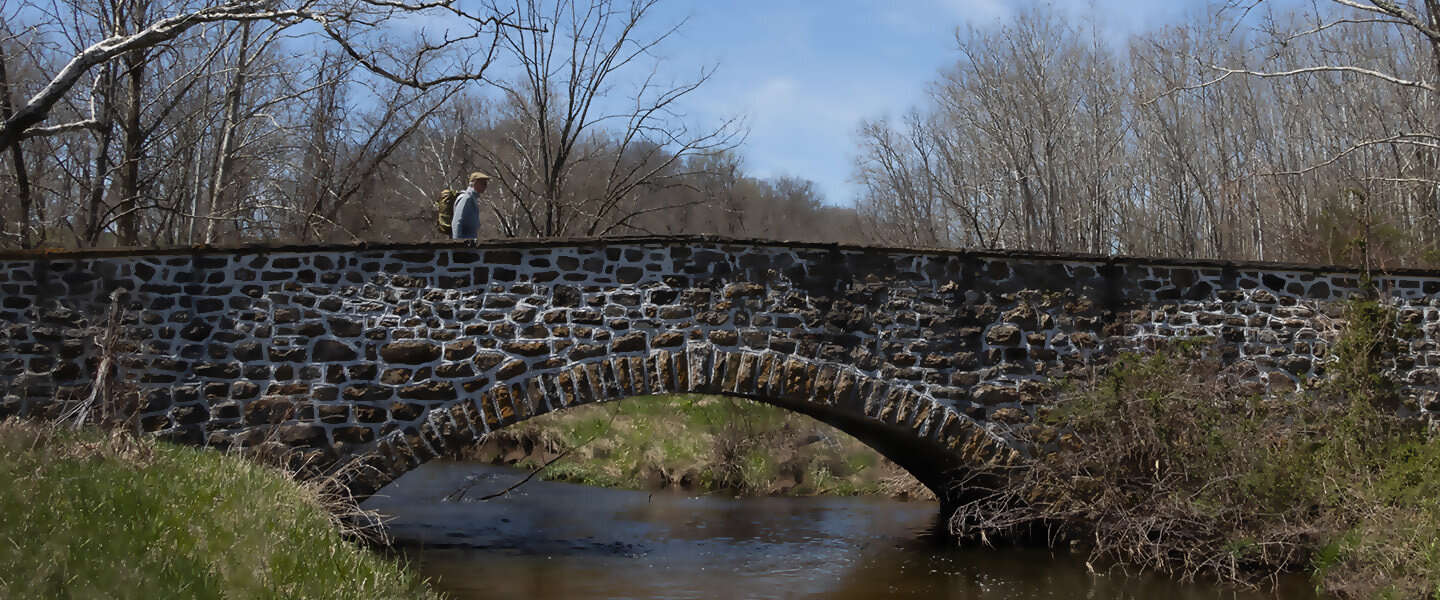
2 236 1438 500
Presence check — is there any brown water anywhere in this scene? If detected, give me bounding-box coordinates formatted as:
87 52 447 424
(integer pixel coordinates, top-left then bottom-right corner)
363 462 1323 600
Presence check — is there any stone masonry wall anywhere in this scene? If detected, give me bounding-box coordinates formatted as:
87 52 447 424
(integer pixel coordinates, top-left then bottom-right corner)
2 236 1439 500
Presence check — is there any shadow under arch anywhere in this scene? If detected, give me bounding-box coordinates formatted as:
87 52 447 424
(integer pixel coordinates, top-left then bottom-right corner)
334 344 1021 509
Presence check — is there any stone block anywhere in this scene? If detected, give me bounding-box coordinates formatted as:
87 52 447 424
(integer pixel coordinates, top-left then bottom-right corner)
334 426 375 444
612 332 646 353
398 381 456 401
720 353 742 392
985 324 1022 346
194 361 241 378
445 339 477 360
313 340 358 362
501 341 549 357
651 351 672 393
813 366 838 405
496 359 527 380
473 351 506 370
245 397 295 425
380 369 412 385
570 344 606 361
380 341 441 364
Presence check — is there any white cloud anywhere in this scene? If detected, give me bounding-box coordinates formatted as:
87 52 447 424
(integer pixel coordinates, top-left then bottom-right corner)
878 0 1011 32
746 76 801 112
718 72 916 204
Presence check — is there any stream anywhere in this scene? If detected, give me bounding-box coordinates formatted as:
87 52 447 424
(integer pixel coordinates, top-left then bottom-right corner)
362 461 1323 599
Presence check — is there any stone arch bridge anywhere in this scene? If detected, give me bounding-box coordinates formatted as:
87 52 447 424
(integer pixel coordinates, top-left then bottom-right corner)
3 236 1440 504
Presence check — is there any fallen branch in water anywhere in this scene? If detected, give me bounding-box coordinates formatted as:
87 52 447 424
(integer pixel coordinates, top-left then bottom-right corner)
473 447 578 501
445 404 620 502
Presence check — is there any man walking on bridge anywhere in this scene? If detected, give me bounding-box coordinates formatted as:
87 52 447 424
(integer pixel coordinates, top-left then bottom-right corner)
451 171 490 239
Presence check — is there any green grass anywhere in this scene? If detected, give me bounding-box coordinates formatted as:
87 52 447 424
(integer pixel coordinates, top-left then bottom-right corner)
460 394 932 499
0 419 436 600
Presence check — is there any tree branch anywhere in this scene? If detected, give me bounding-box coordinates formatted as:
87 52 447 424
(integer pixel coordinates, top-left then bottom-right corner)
0 0 544 151
1206 63 1435 92
1261 133 1440 176
1331 0 1440 41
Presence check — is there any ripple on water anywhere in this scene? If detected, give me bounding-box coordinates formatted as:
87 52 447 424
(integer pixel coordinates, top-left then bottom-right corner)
363 461 1323 600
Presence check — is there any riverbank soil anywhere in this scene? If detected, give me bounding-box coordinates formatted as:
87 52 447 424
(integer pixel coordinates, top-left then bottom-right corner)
452 393 934 500
0 419 436 599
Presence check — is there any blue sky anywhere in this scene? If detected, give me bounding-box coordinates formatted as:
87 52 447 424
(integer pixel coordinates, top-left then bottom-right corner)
633 0 1207 205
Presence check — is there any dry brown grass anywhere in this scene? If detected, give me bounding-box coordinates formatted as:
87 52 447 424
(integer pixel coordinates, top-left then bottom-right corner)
953 321 1440 598
0 417 155 465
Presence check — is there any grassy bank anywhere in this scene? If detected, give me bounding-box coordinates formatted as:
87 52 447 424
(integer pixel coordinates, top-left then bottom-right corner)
455 394 933 500
961 299 1440 598
0 419 435 600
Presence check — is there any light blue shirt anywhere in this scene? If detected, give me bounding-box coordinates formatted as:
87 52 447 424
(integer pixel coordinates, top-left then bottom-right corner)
451 188 480 239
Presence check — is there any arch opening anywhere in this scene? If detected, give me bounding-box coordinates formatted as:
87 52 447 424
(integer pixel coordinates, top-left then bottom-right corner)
409 392 938 500
333 349 1019 507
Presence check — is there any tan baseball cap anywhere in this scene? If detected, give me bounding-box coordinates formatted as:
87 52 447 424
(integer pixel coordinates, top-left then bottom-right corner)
469 171 491 182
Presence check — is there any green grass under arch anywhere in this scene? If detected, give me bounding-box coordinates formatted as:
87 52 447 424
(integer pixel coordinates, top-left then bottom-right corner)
454 393 933 499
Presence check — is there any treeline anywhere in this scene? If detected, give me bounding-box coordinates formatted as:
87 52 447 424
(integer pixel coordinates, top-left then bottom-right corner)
2 1 1436 263
0 0 864 249
855 2 1440 267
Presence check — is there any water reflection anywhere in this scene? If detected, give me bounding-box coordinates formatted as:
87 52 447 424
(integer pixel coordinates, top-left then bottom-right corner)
362 461 1321 600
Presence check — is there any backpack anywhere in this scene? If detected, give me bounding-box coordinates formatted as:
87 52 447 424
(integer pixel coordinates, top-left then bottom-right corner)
435 188 458 236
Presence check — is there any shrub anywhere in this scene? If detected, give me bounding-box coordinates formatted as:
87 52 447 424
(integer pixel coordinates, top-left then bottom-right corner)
955 297 1440 597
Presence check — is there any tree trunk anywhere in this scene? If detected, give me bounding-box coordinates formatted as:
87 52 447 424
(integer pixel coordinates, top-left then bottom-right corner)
205 21 252 244
0 44 33 248
116 47 146 247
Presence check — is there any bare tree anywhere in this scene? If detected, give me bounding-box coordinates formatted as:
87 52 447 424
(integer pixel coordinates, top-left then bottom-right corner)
0 0 535 248
851 1 1440 267
1206 0 1439 265
0 37 33 247
477 0 741 238
371 102 857 243
854 112 964 248
855 10 1130 253
0 0 517 153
